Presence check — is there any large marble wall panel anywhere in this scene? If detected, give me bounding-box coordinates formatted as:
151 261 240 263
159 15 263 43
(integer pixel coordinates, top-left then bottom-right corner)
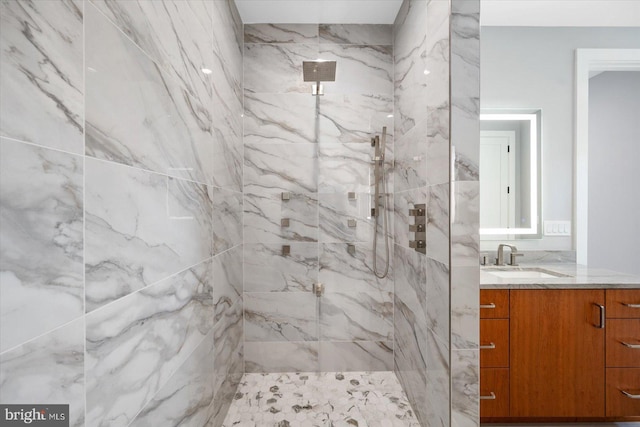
245 24 318 44
244 341 319 373
450 1 480 427
130 331 215 427
319 24 393 46
212 296 243 427
85 158 212 312
213 246 243 323
319 341 393 372
0 139 84 352
0 318 85 427
211 187 243 255
89 0 214 104
0 0 84 154
244 243 318 293
86 259 213 427
85 5 213 186
244 292 318 342
244 143 317 194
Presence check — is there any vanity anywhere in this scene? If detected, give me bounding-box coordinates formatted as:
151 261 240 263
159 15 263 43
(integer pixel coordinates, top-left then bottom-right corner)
480 265 640 422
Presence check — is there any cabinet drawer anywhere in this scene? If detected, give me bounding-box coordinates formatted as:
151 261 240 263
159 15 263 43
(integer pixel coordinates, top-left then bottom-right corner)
480 368 509 418
607 319 640 367
480 319 509 367
607 290 640 318
606 368 640 417
481 290 509 318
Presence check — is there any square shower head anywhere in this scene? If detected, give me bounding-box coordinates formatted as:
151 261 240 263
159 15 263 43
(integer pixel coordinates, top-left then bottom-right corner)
302 60 337 82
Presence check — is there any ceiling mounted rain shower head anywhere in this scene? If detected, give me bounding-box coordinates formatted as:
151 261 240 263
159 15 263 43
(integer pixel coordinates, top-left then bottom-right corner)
302 60 337 82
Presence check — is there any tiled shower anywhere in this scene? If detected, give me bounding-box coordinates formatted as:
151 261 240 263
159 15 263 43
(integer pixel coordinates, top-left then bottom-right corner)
0 0 479 426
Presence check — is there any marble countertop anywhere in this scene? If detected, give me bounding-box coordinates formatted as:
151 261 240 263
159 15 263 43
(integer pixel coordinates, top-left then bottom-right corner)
480 264 640 289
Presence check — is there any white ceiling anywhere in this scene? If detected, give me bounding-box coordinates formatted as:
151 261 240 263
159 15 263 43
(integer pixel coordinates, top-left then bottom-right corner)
235 0 640 27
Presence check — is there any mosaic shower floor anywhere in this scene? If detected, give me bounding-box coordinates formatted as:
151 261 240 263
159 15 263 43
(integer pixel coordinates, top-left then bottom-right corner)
222 371 420 427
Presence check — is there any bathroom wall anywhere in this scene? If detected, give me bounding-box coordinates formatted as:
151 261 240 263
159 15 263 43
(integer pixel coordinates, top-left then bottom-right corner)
393 0 480 426
0 1 243 426
588 71 640 275
242 23 395 373
481 26 640 251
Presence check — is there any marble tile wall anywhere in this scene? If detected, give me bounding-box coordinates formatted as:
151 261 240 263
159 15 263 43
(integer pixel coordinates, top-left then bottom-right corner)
393 1 480 427
450 1 481 427
0 1 244 426
243 23 395 373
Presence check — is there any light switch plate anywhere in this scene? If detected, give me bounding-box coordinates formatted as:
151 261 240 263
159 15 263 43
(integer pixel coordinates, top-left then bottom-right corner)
544 220 571 236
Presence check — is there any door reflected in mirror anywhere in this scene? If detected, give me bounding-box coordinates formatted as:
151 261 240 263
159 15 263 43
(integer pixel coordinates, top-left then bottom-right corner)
480 111 541 238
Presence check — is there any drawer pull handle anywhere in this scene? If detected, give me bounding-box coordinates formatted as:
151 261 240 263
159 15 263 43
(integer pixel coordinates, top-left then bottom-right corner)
621 341 640 349
480 303 496 309
621 390 640 399
622 303 640 308
480 342 496 350
480 392 496 400
594 303 605 329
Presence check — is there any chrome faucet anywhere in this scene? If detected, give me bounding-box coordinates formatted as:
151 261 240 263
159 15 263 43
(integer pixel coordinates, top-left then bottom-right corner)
496 244 524 266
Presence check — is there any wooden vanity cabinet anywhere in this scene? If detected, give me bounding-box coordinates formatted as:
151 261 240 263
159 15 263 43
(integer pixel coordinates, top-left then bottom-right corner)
509 290 605 418
480 290 509 418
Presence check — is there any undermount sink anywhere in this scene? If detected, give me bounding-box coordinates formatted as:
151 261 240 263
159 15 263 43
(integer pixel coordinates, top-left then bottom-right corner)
484 268 569 279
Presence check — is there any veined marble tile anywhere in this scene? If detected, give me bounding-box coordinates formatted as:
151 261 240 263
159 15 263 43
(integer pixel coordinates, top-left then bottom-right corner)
85 6 213 185
86 259 213 427
89 0 214 104
213 297 243 423
427 104 451 186
0 139 83 353
394 119 428 192
211 187 242 254
244 292 318 342
0 318 84 427
319 94 394 144
319 24 393 46
244 243 318 293
320 291 393 342
244 43 319 94
319 44 393 96
211 0 243 101
425 0 450 114
393 0 426 135
394 187 428 249
130 331 214 427
318 193 375 243
425 328 451 427
244 93 317 144
319 243 392 293
244 192 318 243
451 181 479 267
451 0 480 183
426 257 450 341
451 266 479 350
244 143 317 194
394 35 427 138
318 143 374 193
212 93 243 192
85 158 212 312
212 246 242 324
452 349 479 427
427 183 451 265
0 0 83 153
245 24 318 44
320 341 393 372
244 342 319 373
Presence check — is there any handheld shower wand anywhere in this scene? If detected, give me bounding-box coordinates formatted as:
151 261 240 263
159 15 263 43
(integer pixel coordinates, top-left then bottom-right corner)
372 127 390 279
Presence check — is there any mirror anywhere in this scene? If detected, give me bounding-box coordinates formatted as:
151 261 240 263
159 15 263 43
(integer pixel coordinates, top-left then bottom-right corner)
480 111 541 238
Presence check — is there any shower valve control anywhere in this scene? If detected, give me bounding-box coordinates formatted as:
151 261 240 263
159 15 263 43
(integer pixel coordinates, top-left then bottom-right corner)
313 283 325 297
409 203 426 254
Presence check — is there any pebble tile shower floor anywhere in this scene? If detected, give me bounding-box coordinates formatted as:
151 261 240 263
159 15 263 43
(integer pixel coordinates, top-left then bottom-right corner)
222 371 420 427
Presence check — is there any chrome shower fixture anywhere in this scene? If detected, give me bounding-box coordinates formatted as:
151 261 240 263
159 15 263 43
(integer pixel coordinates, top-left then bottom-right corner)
372 126 390 279
302 60 336 96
